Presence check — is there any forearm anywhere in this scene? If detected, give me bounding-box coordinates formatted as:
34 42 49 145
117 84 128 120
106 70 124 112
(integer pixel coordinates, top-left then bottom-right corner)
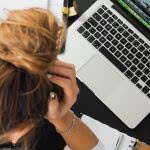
49 111 99 150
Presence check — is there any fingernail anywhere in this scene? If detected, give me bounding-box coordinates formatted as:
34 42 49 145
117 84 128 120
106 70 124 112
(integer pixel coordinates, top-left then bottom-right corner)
50 92 56 100
47 74 52 79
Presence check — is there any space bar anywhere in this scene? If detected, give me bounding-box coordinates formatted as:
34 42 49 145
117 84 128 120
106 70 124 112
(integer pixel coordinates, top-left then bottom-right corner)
99 46 127 73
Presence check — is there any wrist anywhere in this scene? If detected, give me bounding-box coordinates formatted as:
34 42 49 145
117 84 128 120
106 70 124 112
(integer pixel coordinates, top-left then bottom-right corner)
49 111 74 132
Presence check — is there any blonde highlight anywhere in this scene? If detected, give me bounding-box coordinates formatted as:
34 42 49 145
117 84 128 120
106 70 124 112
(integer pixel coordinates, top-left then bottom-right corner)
0 7 66 149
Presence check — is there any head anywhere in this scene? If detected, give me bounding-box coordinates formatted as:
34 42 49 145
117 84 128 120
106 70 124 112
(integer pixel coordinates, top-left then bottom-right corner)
0 8 65 148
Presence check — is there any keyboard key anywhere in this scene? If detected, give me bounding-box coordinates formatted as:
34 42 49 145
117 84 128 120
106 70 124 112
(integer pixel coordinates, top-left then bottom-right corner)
133 33 139 39
143 50 150 57
125 42 132 49
94 32 101 39
131 76 139 84
117 44 124 51
99 37 106 43
120 38 127 45
97 25 103 32
141 75 148 82
142 86 149 94
130 65 137 72
141 57 148 64
99 46 127 73
93 13 102 21
117 26 124 33
146 62 150 69
106 34 113 41
92 40 101 49
87 35 95 43
115 33 122 40
105 24 112 31
125 70 134 79
133 40 140 47
120 55 127 63
138 38 144 44
138 45 145 52
146 80 150 88
107 17 114 24
107 10 113 15
102 5 108 10
127 35 135 42
135 70 143 77
122 48 129 55
147 93 150 98
88 17 98 27
122 24 128 29
143 67 150 75
100 19 107 26
115 51 122 58
144 43 150 49
131 47 138 54
125 60 132 67
132 58 139 65
77 26 85 33
112 39 119 46
89 27 96 34
137 63 144 70
127 53 134 60
122 31 129 38
109 46 117 53
112 14 118 20
136 83 142 89
83 22 91 29
82 31 90 38
101 29 109 36
136 52 143 59
118 19 123 24
102 13 109 19
97 8 104 15
110 29 117 35
128 29 134 34
104 41 111 48
112 22 119 28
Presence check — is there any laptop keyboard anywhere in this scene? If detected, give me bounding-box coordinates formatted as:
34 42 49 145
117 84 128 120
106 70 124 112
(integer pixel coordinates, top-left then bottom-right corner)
77 5 150 99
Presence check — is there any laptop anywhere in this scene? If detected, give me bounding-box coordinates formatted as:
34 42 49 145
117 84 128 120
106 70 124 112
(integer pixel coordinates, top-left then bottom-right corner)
59 0 150 128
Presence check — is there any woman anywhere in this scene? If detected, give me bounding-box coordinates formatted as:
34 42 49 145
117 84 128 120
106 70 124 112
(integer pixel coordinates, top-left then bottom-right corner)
0 8 105 150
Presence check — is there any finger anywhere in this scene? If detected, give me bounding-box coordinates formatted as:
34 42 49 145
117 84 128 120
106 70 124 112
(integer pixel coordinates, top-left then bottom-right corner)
54 60 76 73
49 76 78 106
49 65 76 81
45 95 60 120
48 98 59 114
49 75 71 93
48 72 79 99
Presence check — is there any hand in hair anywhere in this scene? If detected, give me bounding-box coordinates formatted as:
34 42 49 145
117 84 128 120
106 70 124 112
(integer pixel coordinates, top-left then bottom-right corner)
45 60 79 123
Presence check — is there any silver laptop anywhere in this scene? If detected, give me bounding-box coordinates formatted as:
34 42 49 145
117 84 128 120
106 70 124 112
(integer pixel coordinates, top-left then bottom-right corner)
59 0 150 128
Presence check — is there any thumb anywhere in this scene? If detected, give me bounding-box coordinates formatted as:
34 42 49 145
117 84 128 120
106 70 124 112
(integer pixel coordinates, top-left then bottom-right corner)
45 92 59 120
48 97 59 113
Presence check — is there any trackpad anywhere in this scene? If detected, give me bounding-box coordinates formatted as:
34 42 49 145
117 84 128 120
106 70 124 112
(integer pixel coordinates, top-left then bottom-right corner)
77 55 123 100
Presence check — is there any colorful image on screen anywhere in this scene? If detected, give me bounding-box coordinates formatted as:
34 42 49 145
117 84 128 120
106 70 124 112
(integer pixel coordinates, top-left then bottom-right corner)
136 0 150 15
117 0 150 30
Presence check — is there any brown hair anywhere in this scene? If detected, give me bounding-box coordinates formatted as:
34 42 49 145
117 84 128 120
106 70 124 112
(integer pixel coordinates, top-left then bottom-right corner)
0 8 65 149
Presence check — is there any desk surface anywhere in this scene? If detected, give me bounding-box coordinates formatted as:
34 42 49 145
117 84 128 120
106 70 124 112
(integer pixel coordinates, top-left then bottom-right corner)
70 0 150 145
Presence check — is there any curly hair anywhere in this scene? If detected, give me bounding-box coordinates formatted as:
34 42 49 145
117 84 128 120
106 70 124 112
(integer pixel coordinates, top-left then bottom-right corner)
0 8 65 149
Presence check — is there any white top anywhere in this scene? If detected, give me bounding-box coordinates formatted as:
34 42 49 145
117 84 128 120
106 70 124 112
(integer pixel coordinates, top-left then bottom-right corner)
64 141 106 150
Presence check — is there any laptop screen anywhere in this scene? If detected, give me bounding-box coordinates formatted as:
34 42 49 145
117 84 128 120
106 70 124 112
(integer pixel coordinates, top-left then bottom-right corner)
117 0 150 30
